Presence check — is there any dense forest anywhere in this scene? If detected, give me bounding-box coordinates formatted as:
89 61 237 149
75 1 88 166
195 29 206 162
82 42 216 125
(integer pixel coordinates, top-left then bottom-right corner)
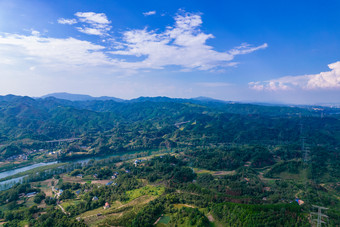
0 95 339 226
0 94 339 158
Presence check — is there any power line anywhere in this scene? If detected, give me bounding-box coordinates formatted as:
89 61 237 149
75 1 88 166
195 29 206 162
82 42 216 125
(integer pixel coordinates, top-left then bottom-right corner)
299 123 309 162
311 205 328 227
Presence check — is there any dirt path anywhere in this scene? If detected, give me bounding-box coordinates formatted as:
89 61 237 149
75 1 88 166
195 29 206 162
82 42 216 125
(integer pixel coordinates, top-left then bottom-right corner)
153 214 163 225
207 213 215 222
58 204 69 215
258 172 280 181
176 190 200 196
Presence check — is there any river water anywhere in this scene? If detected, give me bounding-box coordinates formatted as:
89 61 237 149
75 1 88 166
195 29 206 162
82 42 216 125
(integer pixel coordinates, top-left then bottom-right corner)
0 150 155 191
0 162 58 180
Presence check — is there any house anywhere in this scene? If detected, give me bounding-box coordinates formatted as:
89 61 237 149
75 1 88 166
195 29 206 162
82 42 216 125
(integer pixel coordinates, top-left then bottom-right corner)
93 174 98 178
106 181 113 186
125 170 130 173
295 198 304 205
92 196 99 201
75 190 81 195
103 202 110 209
56 189 63 198
263 187 271 192
111 175 117 179
76 174 83 179
134 159 141 166
26 192 37 198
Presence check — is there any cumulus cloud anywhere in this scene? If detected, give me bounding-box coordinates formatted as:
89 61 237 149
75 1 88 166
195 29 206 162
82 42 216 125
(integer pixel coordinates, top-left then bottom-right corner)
75 12 111 36
58 12 111 36
249 61 340 91
75 12 110 24
57 18 77 25
1 10 266 75
111 12 267 71
143 11 156 16
31 30 40 36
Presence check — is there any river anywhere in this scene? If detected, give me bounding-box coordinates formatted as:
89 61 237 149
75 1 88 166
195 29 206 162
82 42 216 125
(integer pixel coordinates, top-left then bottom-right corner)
0 150 158 191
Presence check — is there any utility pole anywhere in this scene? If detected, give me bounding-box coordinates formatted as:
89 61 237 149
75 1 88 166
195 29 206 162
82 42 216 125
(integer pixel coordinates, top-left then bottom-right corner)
311 205 328 227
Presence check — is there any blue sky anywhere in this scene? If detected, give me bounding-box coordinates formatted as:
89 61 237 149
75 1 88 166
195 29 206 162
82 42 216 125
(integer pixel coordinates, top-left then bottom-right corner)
0 0 339 104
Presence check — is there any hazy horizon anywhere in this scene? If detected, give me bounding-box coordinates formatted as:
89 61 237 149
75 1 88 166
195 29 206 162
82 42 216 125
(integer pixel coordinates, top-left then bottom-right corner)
0 0 340 104
1 91 339 106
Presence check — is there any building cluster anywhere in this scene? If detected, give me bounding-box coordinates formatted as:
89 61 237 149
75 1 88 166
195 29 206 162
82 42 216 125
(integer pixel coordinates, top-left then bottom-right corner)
19 191 38 198
52 187 63 198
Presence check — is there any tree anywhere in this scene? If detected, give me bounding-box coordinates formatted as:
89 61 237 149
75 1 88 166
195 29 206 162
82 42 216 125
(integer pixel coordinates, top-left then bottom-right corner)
59 189 75 200
34 192 46 204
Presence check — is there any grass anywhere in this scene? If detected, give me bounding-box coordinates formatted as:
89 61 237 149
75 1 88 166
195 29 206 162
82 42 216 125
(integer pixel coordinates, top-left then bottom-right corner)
193 168 214 175
125 185 165 202
78 195 156 226
173 204 196 209
158 215 170 224
24 197 35 207
193 168 236 176
60 199 82 209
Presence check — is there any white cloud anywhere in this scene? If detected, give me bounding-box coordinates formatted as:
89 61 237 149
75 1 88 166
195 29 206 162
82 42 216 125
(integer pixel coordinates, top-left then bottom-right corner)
111 12 267 71
0 10 266 77
143 11 156 16
0 33 116 69
59 12 112 36
57 18 77 25
75 12 110 24
76 27 103 36
229 43 268 55
249 61 340 91
74 12 111 36
31 30 40 36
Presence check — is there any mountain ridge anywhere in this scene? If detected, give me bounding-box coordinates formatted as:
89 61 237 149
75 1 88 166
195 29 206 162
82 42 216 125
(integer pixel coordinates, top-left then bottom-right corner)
40 92 125 102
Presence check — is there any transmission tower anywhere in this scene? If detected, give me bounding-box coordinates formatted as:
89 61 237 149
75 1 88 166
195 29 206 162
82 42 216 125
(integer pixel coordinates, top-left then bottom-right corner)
311 205 328 227
299 124 309 162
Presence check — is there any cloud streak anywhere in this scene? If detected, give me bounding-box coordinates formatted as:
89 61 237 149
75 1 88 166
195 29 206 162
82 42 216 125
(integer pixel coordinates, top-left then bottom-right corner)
249 61 340 91
143 11 156 16
57 18 77 25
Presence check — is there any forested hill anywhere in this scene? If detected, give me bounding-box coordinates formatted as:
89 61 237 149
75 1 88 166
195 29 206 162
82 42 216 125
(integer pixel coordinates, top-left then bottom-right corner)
0 94 340 157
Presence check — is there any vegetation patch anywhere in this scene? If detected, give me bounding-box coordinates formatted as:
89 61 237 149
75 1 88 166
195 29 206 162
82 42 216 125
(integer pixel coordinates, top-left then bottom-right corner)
125 185 165 202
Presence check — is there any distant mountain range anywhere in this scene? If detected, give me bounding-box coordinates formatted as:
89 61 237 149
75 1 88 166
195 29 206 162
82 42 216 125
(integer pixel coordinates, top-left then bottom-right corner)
39 92 231 104
0 93 339 153
40 92 125 102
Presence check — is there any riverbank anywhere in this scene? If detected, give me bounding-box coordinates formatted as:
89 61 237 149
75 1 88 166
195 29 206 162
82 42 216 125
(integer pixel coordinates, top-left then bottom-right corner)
0 163 65 182
0 148 174 190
